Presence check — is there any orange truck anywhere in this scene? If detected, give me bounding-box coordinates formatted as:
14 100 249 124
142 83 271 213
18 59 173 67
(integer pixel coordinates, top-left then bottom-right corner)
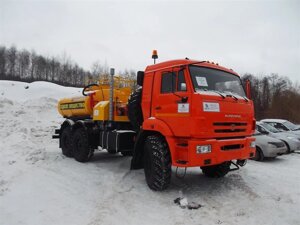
53 51 256 191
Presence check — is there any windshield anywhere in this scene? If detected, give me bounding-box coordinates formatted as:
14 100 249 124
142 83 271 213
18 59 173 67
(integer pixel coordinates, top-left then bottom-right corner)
260 123 280 133
283 121 299 131
189 66 246 97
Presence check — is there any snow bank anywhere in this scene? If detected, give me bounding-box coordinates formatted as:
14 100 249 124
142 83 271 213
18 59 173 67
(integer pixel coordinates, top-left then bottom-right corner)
0 80 299 225
0 80 81 101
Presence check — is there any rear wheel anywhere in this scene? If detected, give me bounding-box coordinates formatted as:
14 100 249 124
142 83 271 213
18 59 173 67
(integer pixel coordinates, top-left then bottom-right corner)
253 147 264 161
60 126 73 157
201 161 231 178
73 128 93 162
144 135 171 191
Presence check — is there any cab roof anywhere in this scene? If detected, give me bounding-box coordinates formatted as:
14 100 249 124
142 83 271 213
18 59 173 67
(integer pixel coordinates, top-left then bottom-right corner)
145 59 239 76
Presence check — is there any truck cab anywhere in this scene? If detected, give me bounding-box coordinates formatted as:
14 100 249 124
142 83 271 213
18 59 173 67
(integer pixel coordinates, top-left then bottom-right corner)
131 59 256 190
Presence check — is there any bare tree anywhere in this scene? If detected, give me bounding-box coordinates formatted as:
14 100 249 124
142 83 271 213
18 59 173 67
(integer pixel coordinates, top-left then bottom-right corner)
0 46 6 79
7 46 17 78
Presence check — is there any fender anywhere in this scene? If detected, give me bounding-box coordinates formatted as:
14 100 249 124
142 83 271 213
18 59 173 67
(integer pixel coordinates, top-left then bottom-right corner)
142 118 174 137
131 118 174 170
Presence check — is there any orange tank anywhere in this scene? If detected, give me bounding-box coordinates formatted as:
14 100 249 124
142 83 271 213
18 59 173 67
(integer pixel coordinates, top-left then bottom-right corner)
57 76 133 119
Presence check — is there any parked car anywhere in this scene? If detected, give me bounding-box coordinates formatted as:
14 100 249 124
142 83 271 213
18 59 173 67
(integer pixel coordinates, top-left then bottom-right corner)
261 119 300 136
257 122 300 153
252 130 287 161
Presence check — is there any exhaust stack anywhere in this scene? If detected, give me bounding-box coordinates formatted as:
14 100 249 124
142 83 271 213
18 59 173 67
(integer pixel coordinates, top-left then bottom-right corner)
109 68 115 122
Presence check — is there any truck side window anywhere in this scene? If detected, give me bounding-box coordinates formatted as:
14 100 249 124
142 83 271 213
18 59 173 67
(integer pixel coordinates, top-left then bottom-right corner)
177 70 186 92
161 72 176 93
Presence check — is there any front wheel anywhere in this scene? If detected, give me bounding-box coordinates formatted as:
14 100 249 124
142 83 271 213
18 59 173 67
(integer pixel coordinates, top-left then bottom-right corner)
201 161 231 178
253 147 264 161
73 128 93 162
282 141 291 154
144 135 171 191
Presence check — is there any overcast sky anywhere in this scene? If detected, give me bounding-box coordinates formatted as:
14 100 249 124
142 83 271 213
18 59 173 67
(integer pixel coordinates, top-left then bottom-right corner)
1 0 299 80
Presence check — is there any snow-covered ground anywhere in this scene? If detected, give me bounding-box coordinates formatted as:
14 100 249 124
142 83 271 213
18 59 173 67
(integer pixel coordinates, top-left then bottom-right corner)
0 80 299 225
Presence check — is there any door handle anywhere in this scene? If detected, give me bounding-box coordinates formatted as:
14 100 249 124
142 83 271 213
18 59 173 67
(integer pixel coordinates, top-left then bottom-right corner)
155 106 162 110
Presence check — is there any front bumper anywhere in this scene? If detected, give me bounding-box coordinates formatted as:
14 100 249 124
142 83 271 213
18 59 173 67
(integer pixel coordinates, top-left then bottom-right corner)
263 146 288 157
169 136 256 167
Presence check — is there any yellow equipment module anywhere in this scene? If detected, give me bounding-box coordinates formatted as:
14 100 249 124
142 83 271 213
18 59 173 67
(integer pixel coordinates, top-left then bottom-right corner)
57 76 133 122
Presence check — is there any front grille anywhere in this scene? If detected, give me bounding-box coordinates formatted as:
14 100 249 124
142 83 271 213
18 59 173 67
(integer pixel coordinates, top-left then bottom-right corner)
213 122 247 134
213 122 247 126
216 136 246 140
215 129 246 133
221 144 244 151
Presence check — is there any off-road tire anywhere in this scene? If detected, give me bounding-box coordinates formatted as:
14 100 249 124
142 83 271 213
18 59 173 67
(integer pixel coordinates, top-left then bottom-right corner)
73 128 93 162
201 161 231 178
128 87 143 131
144 135 171 191
253 147 264 161
60 126 73 157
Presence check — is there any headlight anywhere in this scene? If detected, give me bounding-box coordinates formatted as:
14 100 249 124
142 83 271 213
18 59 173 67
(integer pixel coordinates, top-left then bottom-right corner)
196 145 211 154
268 142 278 147
250 141 256 148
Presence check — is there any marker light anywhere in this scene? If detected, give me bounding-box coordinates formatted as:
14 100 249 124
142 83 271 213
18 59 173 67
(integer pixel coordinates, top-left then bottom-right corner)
152 50 158 64
152 50 158 59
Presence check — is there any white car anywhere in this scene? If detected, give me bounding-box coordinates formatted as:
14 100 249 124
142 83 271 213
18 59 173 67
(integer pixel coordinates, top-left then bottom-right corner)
257 122 300 152
252 130 287 161
261 119 300 137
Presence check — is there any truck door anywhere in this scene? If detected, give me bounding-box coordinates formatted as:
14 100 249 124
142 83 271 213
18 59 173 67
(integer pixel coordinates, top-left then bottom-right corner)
151 68 191 137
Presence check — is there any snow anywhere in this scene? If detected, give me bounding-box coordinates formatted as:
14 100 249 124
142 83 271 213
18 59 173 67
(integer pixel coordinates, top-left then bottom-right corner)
0 80 300 225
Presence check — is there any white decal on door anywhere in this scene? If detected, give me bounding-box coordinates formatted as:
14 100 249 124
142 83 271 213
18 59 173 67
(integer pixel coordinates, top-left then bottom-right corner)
203 102 220 112
178 103 189 113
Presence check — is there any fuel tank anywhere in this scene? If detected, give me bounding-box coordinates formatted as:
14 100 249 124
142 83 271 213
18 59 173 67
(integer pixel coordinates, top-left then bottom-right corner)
58 96 93 118
57 86 131 118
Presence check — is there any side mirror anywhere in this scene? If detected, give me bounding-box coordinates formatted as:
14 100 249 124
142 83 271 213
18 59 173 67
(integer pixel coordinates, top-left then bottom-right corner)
246 79 251 99
180 83 187 91
137 71 144 86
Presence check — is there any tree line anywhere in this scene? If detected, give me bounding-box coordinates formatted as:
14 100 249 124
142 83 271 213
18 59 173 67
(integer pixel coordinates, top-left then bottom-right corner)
0 45 136 87
241 74 300 123
0 45 299 123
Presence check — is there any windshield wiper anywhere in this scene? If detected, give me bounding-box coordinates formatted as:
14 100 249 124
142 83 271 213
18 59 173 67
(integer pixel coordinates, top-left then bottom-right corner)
223 91 249 102
200 89 225 99
241 96 249 102
225 92 238 101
